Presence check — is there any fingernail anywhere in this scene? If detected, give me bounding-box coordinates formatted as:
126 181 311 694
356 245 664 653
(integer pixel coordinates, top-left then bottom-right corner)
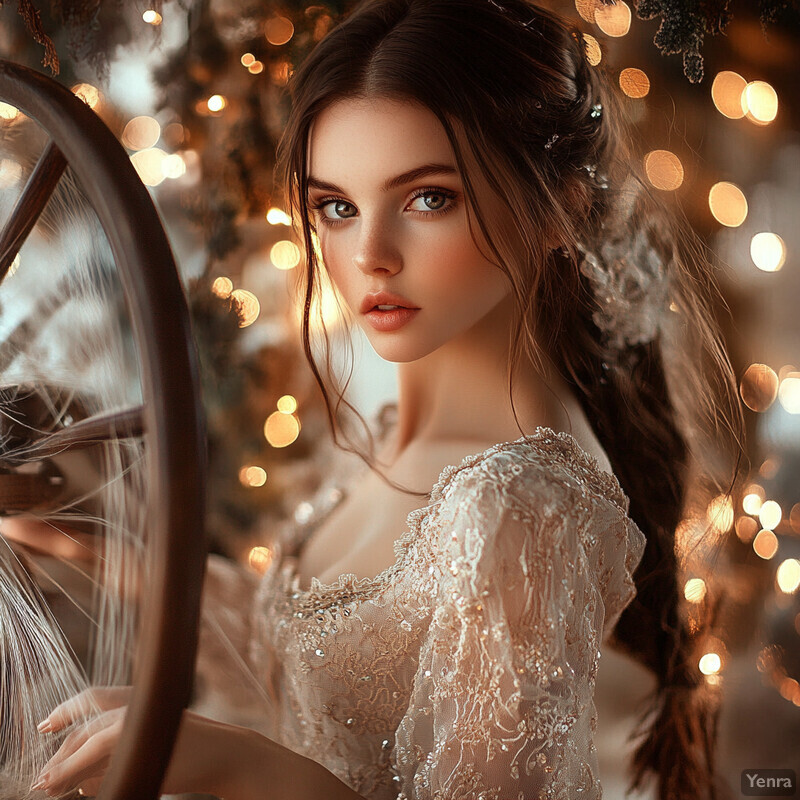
30 774 47 790
37 719 52 732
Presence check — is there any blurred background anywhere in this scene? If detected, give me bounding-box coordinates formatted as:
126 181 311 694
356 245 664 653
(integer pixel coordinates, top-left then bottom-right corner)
1 0 799 797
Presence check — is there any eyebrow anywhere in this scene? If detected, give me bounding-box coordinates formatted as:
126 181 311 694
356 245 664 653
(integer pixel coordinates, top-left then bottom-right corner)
306 162 458 194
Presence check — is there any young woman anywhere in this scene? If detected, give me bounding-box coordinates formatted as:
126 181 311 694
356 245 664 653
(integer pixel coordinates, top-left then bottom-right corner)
24 0 744 798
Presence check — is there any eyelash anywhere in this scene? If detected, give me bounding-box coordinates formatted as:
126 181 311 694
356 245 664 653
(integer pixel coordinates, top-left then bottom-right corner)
308 187 458 228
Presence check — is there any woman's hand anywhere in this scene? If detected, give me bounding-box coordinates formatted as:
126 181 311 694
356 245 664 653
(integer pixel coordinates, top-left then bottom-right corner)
31 686 256 798
1 515 99 565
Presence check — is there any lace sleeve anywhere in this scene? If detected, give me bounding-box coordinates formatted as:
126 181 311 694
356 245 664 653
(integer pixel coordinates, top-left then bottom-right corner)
391 458 607 800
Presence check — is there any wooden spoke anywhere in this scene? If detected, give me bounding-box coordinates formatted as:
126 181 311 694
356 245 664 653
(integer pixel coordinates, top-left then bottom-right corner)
0 140 67 284
0 471 63 513
3 405 144 465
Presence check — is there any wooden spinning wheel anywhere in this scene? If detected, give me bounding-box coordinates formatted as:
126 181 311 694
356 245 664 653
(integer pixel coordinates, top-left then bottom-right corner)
0 59 207 800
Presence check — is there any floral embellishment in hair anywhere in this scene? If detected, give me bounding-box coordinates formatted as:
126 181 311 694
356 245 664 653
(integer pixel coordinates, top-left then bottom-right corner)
575 178 673 354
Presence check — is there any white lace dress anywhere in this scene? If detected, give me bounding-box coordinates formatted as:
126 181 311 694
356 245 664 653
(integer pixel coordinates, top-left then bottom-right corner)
194 411 647 800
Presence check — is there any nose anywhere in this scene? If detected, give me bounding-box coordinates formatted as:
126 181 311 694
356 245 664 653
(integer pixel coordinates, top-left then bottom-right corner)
351 214 402 276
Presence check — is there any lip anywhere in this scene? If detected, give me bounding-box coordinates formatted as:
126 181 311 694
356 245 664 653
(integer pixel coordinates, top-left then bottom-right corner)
364 307 420 332
359 290 419 315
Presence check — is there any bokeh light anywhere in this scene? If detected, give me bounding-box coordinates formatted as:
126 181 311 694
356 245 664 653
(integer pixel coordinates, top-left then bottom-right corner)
230 288 261 327
142 9 162 25
130 148 167 186
743 80 778 124
271 240 301 270
267 207 292 225
265 16 294 45
711 71 747 119
212 276 233 298
264 411 301 447
753 529 779 560
709 181 748 227
699 652 722 676
239 465 267 488
706 494 734 534
72 83 101 108
594 1 631 36
582 34 602 66
0 102 20 120
684 578 707 603
644 150 684 191
207 94 227 113
750 232 786 272
619 68 650 98
248 546 273 574
122 116 161 151
277 394 298 414
759 500 782 531
776 559 800 594
739 363 779 412
778 373 800 414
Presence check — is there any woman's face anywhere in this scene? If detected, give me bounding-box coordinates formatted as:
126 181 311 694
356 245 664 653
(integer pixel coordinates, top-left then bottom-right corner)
305 96 513 363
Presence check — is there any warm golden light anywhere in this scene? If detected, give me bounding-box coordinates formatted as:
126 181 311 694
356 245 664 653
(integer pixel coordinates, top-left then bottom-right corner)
265 16 294 45
270 61 290 86
735 515 758 543
708 181 748 227
594 1 631 36
750 232 786 272
8 253 20 278
684 578 707 603
207 94 227 113
791 503 800 535
267 207 292 226
743 80 778 124
264 411 301 447
575 0 598 23
161 153 187 179
72 83 100 108
271 240 301 270
777 559 800 594
753 529 778 559
241 53 256 67
582 34 602 66
711 71 746 119
211 276 233 298
759 457 780 480
230 288 261 327
0 158 22 188
619 68 649 98
644 150 683 191
759 500 782 531
699 652 721 676
248 61 265 74
739 363 778 412
778 373 800 414
122 116 161 151
0 102 20 120
248 546 273 574
239 465 267 488
706 494 734 534
130 148 167 187
277 394 298 414
142 9 162 24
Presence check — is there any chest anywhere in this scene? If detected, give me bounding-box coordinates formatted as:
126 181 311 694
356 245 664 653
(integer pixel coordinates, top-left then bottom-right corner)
293 441 489 590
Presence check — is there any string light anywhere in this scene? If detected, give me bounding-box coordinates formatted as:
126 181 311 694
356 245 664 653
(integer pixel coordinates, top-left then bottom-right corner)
248 546 273 574
207 95 227 113
277 395 298 414
267 207 292 225
778 373 800 414
743 80 778 124
239 465 267 487
264 411 300 447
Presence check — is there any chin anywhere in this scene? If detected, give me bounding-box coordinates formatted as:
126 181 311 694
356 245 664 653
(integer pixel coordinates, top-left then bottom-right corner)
363 332 440 364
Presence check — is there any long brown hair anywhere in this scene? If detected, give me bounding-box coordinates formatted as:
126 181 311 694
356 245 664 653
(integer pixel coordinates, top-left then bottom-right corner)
274 1 746 797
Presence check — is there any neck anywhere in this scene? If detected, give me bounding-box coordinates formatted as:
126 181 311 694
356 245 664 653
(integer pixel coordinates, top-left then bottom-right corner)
386 294 583 461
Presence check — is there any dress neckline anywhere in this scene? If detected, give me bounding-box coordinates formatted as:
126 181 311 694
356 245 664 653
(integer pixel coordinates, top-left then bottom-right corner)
278 412 631 606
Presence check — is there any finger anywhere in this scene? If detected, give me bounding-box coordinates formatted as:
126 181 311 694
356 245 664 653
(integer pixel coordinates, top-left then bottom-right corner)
39 687 132 733
36 718 123 797
40 708 125 773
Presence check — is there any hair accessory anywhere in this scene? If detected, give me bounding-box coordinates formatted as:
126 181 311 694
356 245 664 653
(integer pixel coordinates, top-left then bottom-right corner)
590 101 603 119
544 132 560 150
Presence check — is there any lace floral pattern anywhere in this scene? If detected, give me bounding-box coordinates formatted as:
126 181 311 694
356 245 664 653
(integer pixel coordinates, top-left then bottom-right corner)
195 409 647 800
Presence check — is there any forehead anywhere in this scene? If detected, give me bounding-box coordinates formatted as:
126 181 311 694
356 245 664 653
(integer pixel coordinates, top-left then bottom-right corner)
307 97 455 182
